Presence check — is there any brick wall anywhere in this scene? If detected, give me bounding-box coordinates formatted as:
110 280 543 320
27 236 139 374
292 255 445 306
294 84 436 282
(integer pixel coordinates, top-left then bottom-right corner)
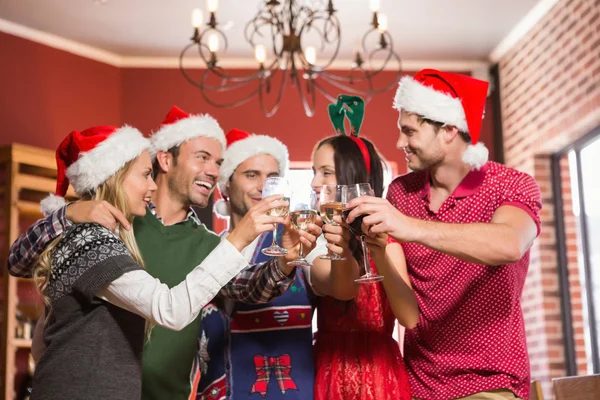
498 0 600 397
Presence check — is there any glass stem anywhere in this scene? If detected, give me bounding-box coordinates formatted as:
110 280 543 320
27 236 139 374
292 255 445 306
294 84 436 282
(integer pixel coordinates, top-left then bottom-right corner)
299 240 304 259
360 235 372 276
272 224 278 246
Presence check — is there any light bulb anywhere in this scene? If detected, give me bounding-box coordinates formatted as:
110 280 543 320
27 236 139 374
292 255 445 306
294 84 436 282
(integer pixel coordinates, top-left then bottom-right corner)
207 0 219 13
305 46 316 65
369 0 380 12
377 14 388 33
255 45 267 64
191 8 203 28
208 33 219 52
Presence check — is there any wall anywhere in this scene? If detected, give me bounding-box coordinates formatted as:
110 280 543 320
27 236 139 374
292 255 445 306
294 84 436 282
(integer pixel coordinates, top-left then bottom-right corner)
0 32 121 149
498 0 600 397
120 68 495 165
0 31 496 167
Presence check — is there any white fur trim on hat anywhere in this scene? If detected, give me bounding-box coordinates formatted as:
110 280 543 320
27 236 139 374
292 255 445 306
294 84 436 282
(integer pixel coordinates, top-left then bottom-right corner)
218 135 289 196
393 76 469 133
40 194 67 217
66 126 150 195
151 114 226 156
213 198 230 218
462 142 488 170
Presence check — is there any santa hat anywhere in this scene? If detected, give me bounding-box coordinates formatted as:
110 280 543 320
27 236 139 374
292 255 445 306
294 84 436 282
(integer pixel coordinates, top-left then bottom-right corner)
150 105 226 156
393 69 490 169
214 129 289 218
40 125 150 216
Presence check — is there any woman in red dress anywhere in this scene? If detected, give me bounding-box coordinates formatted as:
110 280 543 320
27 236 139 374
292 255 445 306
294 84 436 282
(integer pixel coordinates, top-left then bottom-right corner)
307 134 419 400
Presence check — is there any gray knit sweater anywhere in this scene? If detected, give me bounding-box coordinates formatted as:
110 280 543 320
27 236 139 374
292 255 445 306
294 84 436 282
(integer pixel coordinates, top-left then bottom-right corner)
31 223 144 400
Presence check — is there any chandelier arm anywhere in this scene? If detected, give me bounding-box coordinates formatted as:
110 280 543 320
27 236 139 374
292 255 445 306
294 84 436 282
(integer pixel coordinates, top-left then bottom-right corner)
197 69 264 109
258 62 289 117
269 20 285 59
295 78 317 117
315 71 376 97
179 43 215 88
311 80 339 103
196 59 281 91
321 14 341 44
296 16 341 71
318 63 401 96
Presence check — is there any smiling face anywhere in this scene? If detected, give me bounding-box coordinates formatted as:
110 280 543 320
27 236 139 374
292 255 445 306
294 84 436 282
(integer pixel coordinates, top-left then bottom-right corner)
311 143 338 194
122 151 157 216
226 153 280 218
396 110 447 171
158 136 224 208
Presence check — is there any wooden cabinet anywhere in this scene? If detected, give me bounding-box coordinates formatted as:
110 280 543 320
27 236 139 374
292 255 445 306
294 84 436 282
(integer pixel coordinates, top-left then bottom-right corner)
0 144 75 399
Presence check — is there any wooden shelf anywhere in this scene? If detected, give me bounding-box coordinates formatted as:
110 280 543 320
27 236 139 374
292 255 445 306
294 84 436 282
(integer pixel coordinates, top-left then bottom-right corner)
13 338 32 349
1 143 71 399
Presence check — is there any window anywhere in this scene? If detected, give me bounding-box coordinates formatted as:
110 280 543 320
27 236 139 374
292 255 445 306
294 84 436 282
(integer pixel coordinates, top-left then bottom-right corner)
553 126 600 374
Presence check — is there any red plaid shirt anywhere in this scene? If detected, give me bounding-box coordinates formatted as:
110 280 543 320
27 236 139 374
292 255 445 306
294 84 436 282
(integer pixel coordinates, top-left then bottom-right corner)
387 162 541 400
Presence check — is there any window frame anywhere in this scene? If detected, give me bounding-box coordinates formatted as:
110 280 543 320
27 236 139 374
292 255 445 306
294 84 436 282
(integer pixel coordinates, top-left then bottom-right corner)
552 125 600 375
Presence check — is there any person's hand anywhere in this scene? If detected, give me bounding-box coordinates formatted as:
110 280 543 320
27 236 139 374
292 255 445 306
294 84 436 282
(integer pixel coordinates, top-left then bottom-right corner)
364 232 389 259
227 195 287 252
280 214 323 264
345 196 417 242
322 216 353 258
66 200 131 232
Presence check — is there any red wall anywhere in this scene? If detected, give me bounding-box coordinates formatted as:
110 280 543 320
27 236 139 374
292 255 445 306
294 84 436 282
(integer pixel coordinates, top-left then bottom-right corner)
1 31 496 173
121 68 407 165
0 32 121 149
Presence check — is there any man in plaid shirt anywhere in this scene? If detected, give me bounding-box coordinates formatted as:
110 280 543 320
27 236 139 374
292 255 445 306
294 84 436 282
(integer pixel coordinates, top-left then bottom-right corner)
7 106 321 400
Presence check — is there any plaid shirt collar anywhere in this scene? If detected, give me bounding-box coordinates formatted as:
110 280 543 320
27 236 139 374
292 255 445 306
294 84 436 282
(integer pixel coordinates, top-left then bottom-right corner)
147 200 201 226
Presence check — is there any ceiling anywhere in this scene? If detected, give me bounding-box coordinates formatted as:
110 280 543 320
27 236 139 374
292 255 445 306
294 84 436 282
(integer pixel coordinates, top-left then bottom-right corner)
0 0 544 63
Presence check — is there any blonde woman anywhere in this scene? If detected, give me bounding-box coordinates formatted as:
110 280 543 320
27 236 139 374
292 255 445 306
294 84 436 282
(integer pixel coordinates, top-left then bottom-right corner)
29 126 290 400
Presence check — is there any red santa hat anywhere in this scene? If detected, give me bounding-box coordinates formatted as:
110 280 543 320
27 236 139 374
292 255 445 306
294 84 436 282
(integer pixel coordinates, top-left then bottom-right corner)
393 69 490 169
214 129 289 218
150 105 226 155
40 125 150 216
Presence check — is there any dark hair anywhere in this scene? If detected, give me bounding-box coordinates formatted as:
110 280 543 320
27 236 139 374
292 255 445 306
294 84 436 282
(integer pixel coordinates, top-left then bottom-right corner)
152 146 180 178
314 135 385 272
414 114 471 143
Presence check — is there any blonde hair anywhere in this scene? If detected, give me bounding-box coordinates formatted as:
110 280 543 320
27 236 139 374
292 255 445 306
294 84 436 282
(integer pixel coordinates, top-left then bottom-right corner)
34 158 148 329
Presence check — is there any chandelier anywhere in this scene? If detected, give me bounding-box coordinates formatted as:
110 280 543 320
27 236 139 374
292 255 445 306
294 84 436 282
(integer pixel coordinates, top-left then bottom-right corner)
180 0 402 117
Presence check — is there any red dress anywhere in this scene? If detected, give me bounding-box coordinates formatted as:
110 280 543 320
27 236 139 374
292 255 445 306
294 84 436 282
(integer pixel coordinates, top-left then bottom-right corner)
313 260 412 400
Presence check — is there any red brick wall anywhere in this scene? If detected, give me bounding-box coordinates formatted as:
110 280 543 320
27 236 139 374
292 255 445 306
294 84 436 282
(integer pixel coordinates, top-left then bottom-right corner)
498 0 600 397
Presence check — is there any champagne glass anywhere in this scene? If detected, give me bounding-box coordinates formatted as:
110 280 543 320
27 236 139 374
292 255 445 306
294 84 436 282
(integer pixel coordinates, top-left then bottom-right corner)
287 188 319 267
342 183 384 284
319 184 346 261
261 177 292 256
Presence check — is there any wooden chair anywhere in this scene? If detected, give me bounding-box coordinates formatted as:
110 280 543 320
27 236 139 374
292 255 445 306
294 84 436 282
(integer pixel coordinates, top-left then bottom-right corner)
553 374 600 400
530 380 544 400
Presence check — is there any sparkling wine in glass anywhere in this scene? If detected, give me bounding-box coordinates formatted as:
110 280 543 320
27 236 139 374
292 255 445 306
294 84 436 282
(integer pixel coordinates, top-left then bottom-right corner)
287 189 319 267
261 177 291 256
342 183 384 284
319 184 346 261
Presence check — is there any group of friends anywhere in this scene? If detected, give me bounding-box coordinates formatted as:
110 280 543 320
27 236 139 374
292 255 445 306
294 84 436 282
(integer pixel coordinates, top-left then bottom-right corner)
7 69 542 400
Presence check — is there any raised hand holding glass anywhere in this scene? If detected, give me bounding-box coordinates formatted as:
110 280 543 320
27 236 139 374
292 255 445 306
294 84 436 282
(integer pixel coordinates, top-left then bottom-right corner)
319 184 346 261
261 177 292 256
342 183 384 284
287 188 319 267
